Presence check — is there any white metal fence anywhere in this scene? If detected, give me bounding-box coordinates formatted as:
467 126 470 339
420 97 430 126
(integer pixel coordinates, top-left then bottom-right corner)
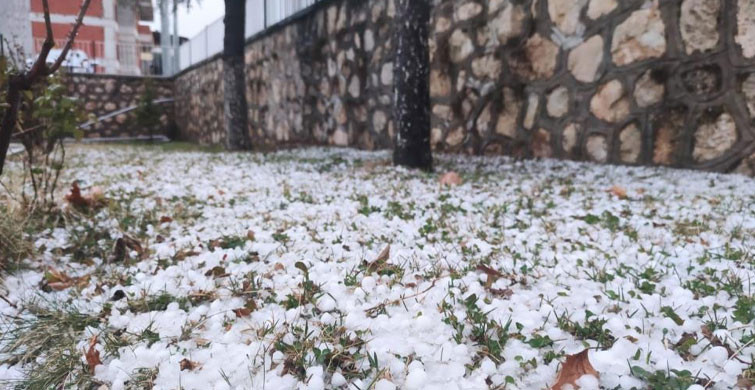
179 0 321 71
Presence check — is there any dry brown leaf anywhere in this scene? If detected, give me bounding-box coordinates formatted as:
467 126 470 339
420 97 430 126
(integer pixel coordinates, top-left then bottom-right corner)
159 216 173 224
65 182 107 210
43 269 89 291
551 350 599 390
274 263 285 271
110 235 144 263
609 186 627 199
84 335 102 374
180 358 199 371
195 338 211 347
174 249 200 261
476 264 509 289
489 288 513 298
737 375 753 389
205 266 229 278
247 230 256 241
232 308 253 317
64 182 87 208
366 245 391 273
439 171 463 187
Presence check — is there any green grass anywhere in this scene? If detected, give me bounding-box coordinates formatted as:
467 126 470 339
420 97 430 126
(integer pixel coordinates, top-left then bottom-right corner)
0 301 102 389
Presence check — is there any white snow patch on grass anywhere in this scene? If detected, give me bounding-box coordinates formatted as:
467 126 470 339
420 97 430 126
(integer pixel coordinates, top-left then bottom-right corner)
0 144 752 390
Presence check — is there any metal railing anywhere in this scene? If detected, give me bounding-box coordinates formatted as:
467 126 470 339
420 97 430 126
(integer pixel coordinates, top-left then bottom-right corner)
178 0 322 71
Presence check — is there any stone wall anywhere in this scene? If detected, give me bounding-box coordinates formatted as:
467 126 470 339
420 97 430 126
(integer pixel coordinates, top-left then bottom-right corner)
173 0 755 175
64 74 174 139
174 60 224 145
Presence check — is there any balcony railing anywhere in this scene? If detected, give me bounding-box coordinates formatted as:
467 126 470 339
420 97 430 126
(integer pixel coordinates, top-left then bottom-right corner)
33 38 157 75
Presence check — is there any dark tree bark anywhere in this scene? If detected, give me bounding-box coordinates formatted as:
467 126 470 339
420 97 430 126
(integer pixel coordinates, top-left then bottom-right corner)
392 0 433 171
223 0 251 151
0 0 92 176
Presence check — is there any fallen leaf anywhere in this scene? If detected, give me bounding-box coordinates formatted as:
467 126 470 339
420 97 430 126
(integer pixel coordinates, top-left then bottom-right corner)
476 264 512 289
232 308 253 317
205 266 229 278
174 249 200 261
274 263 285 271
374 244 390 263
489 288 513 298
43 269 90 291
551 350 599 390
84 335 102 374
110 235 144 263
702 325 737 358
366 244 391 273
195 338 211 347
439 171 463 187
180 358 199 371
65 182 107 210
159 216 173 224
247 230 256 241
609 186 627 199
737 375 753 389
64 182 87 208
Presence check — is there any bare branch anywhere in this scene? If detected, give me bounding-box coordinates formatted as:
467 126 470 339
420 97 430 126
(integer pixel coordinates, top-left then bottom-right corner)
0 0 92 176
27 0 56 80
49 0 94 74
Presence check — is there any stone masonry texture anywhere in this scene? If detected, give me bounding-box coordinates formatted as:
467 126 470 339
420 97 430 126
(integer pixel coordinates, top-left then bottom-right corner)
64 74 174 139
164 0 755 174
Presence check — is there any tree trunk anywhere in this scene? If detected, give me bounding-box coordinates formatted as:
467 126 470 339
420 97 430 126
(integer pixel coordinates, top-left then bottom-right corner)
0 79 22 175
392 0 433 171
223 0 251 151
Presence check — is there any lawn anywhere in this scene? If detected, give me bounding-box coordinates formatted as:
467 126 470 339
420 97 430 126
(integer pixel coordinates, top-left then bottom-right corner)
0 144 753 390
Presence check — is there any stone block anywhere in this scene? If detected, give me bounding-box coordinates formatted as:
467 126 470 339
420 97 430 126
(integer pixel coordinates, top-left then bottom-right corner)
568 35 604 83
619 123 642 163
496 88 521 138
590 79 630 123
547 86 570 118
611 3 666 66
692 111 737 162
586 134 608 162
634 70 665 108
736 0 755 58
680 0 721 54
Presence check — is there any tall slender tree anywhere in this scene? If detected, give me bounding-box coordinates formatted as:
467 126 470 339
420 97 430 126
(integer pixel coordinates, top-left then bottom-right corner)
0 0 92 176
392 0 433 171
223 0 251 150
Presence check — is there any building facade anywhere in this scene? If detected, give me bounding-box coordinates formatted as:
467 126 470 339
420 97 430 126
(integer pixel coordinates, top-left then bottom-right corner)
17 0 155 75
0 0 34 58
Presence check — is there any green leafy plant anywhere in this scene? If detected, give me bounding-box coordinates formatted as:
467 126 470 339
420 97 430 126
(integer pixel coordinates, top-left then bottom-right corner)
13 73 85 208
629 365 701 389
133 79 161 140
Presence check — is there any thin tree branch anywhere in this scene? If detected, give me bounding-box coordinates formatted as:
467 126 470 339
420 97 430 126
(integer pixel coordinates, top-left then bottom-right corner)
49 0 94 74
27 0 56 80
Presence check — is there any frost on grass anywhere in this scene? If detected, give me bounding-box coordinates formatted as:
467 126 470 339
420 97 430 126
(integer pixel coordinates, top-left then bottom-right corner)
0 144 753 390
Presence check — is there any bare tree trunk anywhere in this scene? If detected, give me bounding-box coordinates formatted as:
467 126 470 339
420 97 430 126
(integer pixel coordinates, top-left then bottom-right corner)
392 0 433 171
223 0 251 150
0 0 92 176
0 83 22 175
